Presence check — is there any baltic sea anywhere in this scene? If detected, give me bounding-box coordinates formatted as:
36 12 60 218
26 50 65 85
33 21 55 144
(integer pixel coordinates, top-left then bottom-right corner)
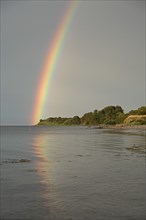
1 126 145 220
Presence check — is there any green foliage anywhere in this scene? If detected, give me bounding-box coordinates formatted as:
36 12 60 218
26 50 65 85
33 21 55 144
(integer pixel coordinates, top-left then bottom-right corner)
64 116 81 125
128 120 146 125
128 106 146 115
72 116 81 124
115 112 127 124
93 105 124 124
37 105 146 126
81 112 95 125
138 119 146 125
38 117 69 125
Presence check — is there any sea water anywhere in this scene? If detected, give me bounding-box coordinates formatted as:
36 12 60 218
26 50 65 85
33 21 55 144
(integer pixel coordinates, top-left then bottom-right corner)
1 126 145 220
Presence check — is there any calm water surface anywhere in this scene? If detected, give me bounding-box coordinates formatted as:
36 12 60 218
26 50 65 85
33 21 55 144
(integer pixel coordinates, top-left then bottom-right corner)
1 126 145 220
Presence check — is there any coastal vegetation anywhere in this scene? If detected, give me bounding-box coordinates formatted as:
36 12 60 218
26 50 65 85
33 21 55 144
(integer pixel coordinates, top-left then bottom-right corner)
38 105 146 126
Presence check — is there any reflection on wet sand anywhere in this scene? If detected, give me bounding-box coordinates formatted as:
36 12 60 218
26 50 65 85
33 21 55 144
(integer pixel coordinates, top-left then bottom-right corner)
32 134 63 219
32 135 52 210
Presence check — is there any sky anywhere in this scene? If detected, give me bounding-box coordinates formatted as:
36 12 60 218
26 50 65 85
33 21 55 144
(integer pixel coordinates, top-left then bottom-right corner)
1 0 145 125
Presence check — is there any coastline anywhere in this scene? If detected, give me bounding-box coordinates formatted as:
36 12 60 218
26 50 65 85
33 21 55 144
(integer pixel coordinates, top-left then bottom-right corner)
89 124 146 130
37 124 146 130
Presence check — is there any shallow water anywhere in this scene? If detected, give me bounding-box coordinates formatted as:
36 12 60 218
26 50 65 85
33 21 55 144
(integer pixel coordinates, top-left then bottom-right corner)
1 126 145 220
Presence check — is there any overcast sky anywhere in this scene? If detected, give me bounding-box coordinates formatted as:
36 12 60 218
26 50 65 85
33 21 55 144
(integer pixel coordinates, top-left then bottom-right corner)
1 0 145 125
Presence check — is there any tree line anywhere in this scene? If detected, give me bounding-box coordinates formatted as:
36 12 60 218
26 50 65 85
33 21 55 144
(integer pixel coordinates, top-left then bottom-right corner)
38 105 146 126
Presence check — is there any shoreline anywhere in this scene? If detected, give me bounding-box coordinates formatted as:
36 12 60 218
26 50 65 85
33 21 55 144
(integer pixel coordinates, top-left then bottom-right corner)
89 124 146 130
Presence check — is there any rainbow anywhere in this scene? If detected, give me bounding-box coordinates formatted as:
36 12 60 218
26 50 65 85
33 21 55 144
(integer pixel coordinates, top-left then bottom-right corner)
32 1 79 125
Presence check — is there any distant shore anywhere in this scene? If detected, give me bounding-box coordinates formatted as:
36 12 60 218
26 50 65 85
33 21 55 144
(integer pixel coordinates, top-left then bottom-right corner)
37 123 146 130
38 106 146 126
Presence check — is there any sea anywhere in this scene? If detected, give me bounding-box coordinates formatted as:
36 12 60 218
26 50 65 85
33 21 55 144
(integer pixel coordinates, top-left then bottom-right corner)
1 126 146 220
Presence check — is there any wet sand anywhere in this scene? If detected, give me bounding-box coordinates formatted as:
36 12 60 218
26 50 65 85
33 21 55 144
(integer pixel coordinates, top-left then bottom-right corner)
90 124 146 130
